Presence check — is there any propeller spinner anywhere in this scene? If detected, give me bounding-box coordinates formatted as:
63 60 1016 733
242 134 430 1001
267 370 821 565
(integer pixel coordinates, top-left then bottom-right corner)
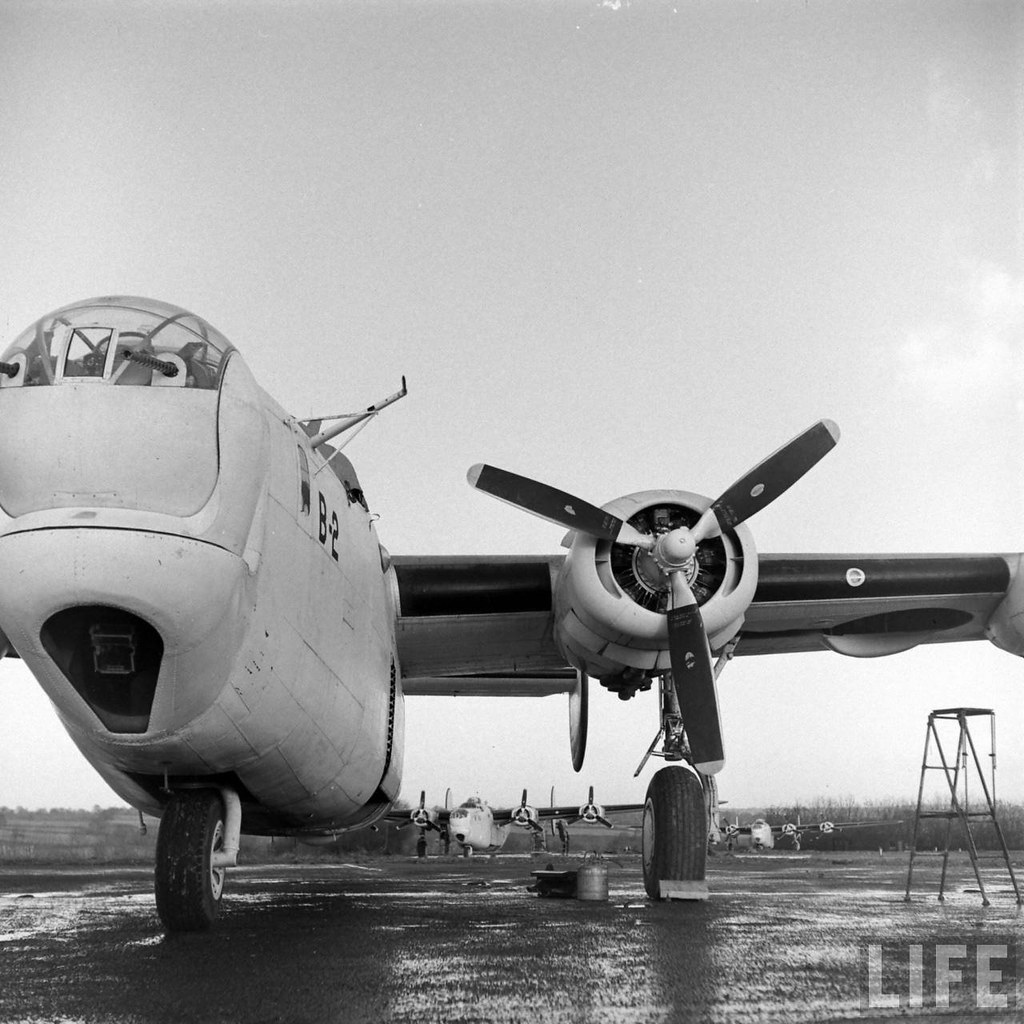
467 420 839 776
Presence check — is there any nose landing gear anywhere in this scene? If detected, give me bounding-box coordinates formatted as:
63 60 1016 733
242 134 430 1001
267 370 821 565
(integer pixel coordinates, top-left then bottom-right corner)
155 788 241 931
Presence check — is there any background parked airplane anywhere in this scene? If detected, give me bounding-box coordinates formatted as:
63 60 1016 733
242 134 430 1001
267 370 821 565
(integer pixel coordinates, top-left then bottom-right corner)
390 787 643 855
723 817 901 851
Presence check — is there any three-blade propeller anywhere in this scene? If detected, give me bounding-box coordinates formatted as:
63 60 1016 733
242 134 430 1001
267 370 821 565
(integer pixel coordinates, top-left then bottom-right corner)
402 790 440 831
574 785 613 828
509 788 543 833
467 420 839 776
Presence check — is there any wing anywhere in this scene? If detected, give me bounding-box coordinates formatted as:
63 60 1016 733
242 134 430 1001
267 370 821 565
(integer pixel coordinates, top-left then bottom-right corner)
489 804 575 824
535 803 645 821
487 803 644 825
393 555 573 696
394 552 1013 689
382 808 451 824
816 819 902 831
780 819 902 834
741 553 1011 657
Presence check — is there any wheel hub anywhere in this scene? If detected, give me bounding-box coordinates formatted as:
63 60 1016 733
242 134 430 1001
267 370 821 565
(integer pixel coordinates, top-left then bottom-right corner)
209 820 226 900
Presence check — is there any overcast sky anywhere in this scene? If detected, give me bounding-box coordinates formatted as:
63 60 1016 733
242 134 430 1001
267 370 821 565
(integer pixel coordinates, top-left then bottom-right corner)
0 0 1021 815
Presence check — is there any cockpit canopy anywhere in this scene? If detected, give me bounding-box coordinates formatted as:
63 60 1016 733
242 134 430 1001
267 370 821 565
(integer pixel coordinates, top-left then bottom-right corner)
0 296 235 390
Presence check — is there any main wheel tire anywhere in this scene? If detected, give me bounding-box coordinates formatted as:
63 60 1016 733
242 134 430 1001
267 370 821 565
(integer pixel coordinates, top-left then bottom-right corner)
642 766 707 899
155 790 227 932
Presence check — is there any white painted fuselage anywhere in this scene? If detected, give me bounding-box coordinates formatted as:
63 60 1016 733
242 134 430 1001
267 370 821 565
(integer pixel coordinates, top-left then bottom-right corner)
726 819 775 851
447 799 510 853
0 298 403 837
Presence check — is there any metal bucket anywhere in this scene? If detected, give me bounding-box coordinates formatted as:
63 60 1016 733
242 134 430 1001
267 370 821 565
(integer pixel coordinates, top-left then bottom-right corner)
576 860 608 901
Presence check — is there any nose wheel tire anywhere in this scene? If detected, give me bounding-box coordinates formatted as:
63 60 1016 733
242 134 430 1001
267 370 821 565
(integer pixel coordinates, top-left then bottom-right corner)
155 790 227 932
642 766 707 899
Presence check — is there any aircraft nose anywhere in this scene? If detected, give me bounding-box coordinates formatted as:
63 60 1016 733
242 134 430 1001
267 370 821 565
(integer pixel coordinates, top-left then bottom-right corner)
0 527 250 738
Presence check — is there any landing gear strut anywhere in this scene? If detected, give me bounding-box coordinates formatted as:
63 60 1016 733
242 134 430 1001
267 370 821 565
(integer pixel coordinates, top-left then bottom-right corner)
155 788 239 931
637 639 737 899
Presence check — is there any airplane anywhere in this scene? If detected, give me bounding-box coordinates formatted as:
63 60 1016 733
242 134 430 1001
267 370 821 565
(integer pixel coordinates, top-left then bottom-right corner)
722 817 902 851
389 787 643 855
1 294 1021 929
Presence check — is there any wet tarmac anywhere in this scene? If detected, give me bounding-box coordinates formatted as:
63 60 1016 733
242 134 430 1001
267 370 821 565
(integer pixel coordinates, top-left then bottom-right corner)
1 851 1022 1023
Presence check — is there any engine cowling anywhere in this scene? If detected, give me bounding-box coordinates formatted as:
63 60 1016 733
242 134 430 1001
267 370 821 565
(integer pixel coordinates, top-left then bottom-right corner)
406 790 441 831
508 788 541 831
552 488 757 693
510 803 540 830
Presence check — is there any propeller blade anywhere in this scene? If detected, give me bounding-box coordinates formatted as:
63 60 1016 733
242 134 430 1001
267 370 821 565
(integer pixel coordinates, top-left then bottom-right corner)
666 596 724 774
569 670 588 773
467 464 652 548
596 815 613 829
693 419 840 540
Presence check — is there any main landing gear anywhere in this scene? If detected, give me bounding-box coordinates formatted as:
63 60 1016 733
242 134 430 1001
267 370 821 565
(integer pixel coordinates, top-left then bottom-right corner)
635 663 729 900
642 766 708 897
154 788 241 931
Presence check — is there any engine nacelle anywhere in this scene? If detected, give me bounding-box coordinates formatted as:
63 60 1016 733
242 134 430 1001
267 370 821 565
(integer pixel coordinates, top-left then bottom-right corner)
409 806 439 829
577 798 606 825
552 489 757 691
510 803 540 830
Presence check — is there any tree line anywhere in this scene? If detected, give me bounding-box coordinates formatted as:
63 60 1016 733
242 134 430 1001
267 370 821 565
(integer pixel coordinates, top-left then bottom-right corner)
3 796 1024 861
743 796 1024 851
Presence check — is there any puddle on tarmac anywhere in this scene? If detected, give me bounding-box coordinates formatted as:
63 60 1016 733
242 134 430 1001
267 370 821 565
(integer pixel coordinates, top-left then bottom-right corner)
4 854 1022 1024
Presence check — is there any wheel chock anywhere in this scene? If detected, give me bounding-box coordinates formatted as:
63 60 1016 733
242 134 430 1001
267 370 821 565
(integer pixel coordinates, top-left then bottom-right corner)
659 879 709 901
528 869 577 898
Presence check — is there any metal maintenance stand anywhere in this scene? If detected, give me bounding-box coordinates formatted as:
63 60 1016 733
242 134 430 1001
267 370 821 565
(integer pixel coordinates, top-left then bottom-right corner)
904 707 1021 906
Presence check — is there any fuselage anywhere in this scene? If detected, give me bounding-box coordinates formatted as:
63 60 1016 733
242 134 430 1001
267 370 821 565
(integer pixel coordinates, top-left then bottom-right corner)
0 297 403 835
447 798 510 852
725 819 775 850
748 820 774 849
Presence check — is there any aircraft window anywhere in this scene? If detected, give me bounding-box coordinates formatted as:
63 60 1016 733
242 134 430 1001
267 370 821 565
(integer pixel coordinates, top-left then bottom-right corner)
297 446 311 514
0 296 235 390
63 327 113 378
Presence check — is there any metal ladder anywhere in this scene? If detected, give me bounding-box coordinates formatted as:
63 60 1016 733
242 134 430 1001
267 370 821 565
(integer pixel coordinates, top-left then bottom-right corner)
904 707 1020 905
